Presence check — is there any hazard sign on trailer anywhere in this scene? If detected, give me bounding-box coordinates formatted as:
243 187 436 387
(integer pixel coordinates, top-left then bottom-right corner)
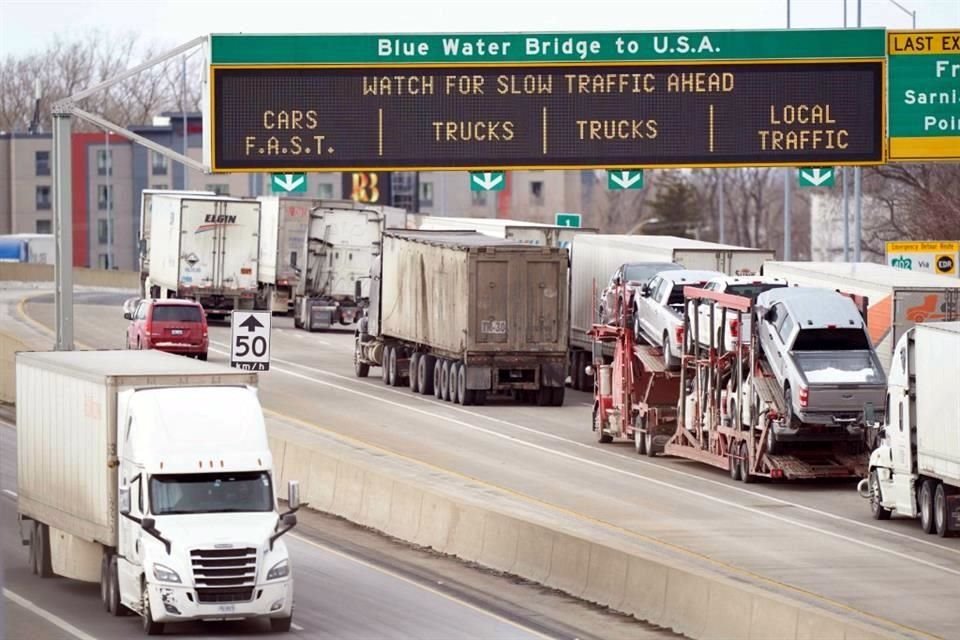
230 310 272 371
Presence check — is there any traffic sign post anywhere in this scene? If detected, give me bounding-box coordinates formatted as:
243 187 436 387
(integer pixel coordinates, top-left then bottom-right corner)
607 169 644 190
206 29 885 173
469 171 505 191
798 167 834 188
555 213 582 227
230 310 272 371
271 173 307 193
888 30 960 162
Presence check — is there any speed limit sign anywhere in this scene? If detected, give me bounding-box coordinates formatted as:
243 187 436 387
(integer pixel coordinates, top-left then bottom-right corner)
230 311 272 371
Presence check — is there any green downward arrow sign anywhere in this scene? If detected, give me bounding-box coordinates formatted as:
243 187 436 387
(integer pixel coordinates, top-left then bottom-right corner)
798 167 835 188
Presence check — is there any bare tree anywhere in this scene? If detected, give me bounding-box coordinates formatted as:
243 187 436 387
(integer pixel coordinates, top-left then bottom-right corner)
0 30 203 133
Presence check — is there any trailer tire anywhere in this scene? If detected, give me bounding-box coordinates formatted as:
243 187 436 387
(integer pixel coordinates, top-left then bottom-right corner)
32 522 53 578
381 346 392 385
921 479 936 534
729 444 742 481
409 353 420 392
417 355 435 395
457 365 473 406
536 386 553 407
645 431 656 457
739 442 754 484
869 470 891 521
549 386 565 407
594 407 613 444
440 360 451 401
935 482 951 537
433 359 444 399
635 429 646 455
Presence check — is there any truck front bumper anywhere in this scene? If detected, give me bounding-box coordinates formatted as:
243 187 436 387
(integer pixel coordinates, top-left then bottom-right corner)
148 579 293 623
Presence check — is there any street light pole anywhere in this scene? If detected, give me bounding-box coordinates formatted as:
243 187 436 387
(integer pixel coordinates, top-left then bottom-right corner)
106 130 112 270
783 0 792 260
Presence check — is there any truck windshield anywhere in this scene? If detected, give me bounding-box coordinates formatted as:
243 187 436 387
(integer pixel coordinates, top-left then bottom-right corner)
150 472 273 515
793 328 871 351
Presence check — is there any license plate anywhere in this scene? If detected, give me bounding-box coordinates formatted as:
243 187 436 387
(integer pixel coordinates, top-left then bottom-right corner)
217 604 236 613
171 329 183 335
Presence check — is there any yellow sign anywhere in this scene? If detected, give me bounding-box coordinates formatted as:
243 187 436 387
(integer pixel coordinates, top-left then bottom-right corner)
886 241 960 253
889 31 960 55
886 241 960 277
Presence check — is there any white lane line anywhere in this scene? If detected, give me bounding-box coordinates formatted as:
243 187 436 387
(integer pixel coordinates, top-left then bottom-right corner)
292 622 305 631
211 341 960 559
288 534 554 640
3 588 99 640
209 343 960 575
2 489 18 499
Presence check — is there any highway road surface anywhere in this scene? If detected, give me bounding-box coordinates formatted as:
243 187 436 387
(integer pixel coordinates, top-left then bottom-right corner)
12 288 960 639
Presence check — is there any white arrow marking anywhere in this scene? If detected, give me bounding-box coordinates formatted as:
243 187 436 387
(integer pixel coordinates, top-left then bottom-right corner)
800 168 832 186
471 172 503 190
275 174 305 191
610 171 642 189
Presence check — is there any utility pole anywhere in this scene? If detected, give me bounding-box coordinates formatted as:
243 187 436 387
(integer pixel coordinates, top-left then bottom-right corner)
783 0 792 260
718 171 726 244
854 0 863 262
52 108 73 350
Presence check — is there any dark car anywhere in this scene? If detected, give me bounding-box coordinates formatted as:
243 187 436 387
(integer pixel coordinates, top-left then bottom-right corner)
125 299 209 359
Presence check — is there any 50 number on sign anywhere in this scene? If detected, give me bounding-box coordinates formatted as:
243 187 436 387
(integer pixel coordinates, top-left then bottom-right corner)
230 311 272 371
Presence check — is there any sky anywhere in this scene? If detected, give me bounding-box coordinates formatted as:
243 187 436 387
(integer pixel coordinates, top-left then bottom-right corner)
1 0 958 58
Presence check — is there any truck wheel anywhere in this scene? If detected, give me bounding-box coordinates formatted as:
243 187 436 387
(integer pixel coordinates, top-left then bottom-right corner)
594 406 613 443
458 365 473 405
101 551 111 611
388 347 400 387
739 441 754 483
869 470 892 521
417 355 435 395
354 342 370 378
449 363 462 404
920 479 936 534
935 482 951 537
440 360 451 401
645 431 656 457
271 615 294 632
141 580 164 635
433 359 444 399
635 431 646 455
550 386 565 406
409 353 420 392
382 346 392 384
474 390 487 406
108 556 130 616
536 386 553 406
32 522 53 578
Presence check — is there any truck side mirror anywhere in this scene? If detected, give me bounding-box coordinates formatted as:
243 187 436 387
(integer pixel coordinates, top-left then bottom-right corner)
281 512 297 528
141 517 156 531
119 485 131 515
287 480 300 511
123 311 133 320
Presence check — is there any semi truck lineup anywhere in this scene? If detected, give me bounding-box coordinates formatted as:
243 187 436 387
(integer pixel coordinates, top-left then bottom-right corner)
13 195 960 634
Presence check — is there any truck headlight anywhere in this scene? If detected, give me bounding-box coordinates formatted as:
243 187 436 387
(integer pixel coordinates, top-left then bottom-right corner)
152 563 181 584
267 559 289 580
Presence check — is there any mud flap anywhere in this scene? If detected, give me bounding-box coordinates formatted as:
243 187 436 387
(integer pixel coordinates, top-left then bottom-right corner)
541 362 566 388
466 366 492 390
947 495 960 533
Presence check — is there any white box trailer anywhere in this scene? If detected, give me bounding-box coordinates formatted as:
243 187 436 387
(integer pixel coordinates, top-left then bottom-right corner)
256 196 312 313
147 193 261 320
863 322 960 536
138 189 215 297
406 214 596 248
0 233 54 264
761 262 960 372
568 235 774 390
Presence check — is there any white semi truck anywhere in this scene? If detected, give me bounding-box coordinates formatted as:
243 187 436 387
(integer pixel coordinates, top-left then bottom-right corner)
146 193 261 322
256 196 312 314
16 350 300 634
138 190 216 298
860 322 960 537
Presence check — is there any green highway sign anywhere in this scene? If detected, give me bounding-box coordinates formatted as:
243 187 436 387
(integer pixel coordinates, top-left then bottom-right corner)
469 171 505 191
555 213 582 227
888 30 960 161
210 30 885 64
608 169 644 190
271 173 307 193
798 167 834 187
206 29 886 173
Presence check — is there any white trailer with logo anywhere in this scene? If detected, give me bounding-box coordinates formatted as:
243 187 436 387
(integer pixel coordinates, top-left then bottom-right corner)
760 262 960 372
138 190 215 298
147 193 261 321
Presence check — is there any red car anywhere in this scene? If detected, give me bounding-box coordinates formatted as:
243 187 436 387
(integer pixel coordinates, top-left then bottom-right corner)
125 299 209 359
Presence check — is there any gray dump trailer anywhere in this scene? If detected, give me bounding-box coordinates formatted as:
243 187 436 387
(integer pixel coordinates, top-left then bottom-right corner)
354 230 569 406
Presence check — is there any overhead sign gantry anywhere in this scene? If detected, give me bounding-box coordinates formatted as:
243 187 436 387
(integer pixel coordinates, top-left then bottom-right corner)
204 29 886 172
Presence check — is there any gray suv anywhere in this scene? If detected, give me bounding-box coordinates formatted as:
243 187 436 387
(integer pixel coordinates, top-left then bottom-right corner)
755 287 886 449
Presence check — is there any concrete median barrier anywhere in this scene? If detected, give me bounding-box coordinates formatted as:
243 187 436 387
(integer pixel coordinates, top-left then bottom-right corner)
263 414 903 640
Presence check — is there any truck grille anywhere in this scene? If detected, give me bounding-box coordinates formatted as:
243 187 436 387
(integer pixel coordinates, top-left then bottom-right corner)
191 547 257 603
